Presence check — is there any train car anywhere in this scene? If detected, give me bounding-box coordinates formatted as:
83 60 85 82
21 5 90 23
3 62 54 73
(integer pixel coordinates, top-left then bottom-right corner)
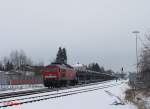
43 63 77 87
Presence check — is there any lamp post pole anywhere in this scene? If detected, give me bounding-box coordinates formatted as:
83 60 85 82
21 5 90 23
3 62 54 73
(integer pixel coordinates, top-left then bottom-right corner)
132 31 140 73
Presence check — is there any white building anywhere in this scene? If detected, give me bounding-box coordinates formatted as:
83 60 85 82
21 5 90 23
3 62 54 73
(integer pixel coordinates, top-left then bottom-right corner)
72 63 87 71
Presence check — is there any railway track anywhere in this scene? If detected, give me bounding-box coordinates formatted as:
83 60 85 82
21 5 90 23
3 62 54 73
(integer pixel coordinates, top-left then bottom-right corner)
0 88 49 100
0 81 124 108
0 80 111 100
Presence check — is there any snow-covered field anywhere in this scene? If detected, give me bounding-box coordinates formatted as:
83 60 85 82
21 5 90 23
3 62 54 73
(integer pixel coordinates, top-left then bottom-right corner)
2 80 137 109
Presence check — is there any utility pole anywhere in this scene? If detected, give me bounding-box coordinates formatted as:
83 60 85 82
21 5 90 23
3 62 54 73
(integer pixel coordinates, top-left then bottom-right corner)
132 30 140 73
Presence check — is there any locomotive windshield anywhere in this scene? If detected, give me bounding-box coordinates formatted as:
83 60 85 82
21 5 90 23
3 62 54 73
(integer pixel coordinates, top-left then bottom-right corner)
45 68 58 72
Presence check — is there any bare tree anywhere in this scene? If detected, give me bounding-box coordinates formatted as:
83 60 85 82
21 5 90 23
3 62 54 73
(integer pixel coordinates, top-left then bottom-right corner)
2 57 10 70
0 60 3 70
139 32 150 82
10 50 19 69
9 50 33 70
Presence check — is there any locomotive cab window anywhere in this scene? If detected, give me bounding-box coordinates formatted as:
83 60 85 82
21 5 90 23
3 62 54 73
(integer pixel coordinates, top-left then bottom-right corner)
46 68 58 72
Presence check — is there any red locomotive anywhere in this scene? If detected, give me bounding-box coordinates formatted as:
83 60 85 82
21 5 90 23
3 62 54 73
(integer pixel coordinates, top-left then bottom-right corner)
43 63 77 87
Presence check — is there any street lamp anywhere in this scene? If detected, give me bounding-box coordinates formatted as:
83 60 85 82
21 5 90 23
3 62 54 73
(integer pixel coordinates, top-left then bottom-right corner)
132 30 140 73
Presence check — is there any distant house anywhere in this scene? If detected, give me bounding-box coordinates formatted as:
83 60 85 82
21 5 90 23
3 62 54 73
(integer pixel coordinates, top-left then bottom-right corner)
73 63 87 71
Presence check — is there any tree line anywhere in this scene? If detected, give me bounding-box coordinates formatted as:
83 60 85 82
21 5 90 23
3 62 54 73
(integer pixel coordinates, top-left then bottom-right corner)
55 47 67 64
0 50 33 71
0 47 115 75
87 63 114 74
0 47 68 71
54 47 114 74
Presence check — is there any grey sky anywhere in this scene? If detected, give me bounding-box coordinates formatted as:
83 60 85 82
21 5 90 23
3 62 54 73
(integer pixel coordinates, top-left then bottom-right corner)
0 0 150 72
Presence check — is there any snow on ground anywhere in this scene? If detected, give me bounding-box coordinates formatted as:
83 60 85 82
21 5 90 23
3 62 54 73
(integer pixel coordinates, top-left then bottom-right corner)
0 80 113 103
5 80 137 109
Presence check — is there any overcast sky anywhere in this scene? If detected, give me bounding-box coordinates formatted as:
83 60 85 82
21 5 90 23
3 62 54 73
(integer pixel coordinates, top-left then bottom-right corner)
0 0 150 72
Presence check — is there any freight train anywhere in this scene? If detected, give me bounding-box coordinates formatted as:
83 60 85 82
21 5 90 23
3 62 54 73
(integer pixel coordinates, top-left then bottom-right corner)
42 63 115 87
43 63 78 87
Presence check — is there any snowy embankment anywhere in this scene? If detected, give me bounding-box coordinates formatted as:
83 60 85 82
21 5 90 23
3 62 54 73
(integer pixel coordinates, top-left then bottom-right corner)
126 89 150 109
136 94 150 109
6 80 137 109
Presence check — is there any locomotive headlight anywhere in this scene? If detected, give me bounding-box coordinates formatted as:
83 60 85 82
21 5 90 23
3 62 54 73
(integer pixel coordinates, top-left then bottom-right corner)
45 75 57 78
